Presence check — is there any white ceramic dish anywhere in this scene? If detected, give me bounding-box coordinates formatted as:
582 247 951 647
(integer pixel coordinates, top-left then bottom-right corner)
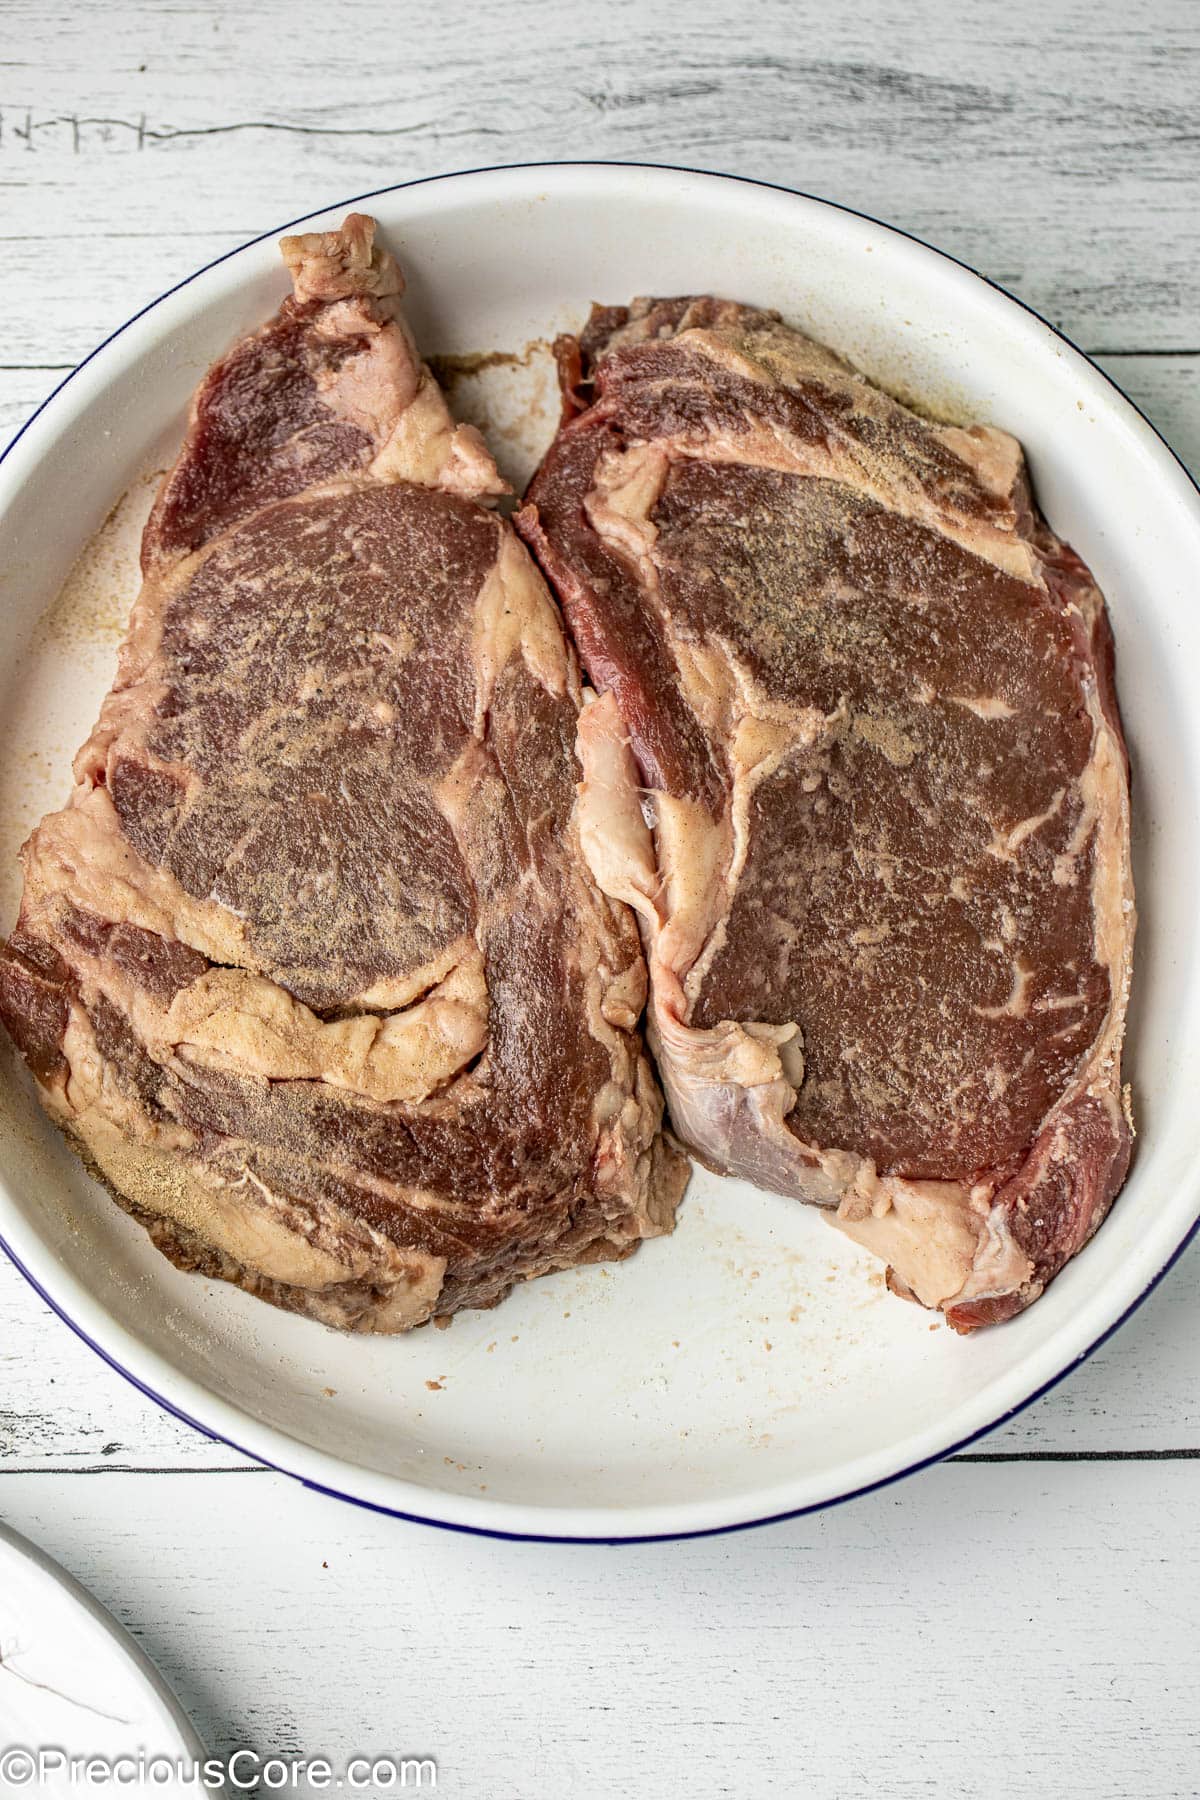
0 164 1197 1542
0 1523 207 1794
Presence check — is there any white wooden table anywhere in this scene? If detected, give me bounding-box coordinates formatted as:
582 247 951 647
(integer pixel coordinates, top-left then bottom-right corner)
2 3 1199 1793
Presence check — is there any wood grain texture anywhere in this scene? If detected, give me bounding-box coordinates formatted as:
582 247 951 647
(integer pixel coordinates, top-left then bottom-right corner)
1 4 1199 1791
0 0 1198 361
1 1467 1198 1798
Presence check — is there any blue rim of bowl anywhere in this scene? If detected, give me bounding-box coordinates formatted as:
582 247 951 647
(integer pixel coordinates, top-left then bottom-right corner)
1 159 1196 1545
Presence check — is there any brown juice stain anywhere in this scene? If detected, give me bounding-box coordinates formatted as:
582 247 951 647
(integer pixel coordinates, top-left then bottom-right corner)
429 339 553 382
431 339 558 491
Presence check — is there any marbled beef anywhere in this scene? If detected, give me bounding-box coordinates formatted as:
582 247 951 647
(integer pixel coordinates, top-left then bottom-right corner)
520 296 1134 1329
0 219 686 1331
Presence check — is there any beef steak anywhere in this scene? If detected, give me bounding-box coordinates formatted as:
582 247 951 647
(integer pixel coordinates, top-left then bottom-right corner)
0 218 686 1332
520 296 1134 1329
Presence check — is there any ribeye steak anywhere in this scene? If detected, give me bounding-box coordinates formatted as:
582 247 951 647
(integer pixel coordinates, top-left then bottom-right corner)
520 296 1134 1329
0 218 686 1332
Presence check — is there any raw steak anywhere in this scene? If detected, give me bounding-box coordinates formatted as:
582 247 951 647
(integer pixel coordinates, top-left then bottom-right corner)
0 218 686 1332
520 296 1134 1330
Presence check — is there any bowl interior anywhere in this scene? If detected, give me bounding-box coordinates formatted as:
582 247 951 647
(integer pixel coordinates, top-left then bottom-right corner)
0 166 1196 1536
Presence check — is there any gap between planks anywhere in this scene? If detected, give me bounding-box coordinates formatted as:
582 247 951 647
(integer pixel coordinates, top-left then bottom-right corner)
4 1448 1200 1477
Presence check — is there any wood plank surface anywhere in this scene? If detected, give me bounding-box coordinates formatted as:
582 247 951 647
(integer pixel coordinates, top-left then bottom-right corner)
1 1464 1197 1798
1 0 1198 359
1 3 1198 1792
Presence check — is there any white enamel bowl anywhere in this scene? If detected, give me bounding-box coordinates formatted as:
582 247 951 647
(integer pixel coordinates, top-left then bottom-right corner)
0 1523 205 1794
0 164 1196 1541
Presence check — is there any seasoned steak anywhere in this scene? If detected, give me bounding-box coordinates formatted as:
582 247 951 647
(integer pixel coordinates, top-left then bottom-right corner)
520 296 1134 1329
0 219 686 1332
